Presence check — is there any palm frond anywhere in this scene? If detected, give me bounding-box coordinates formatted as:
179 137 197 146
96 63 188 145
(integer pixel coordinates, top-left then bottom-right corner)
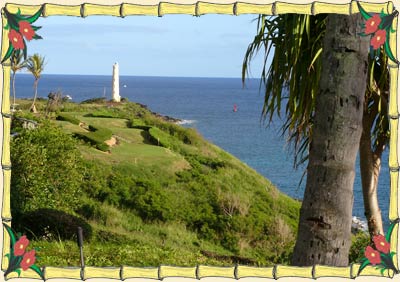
26 53 46 80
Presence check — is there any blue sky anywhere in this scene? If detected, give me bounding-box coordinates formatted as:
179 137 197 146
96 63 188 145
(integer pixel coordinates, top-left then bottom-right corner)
26 14 266 78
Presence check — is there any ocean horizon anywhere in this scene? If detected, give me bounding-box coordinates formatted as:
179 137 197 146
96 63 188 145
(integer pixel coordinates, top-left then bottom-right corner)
12 73 391 230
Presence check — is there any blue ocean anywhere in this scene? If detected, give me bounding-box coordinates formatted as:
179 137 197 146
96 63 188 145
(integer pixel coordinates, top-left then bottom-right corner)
13 73 391 229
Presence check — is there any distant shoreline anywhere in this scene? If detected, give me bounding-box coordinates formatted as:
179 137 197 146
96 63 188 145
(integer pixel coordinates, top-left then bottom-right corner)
16 73 263 81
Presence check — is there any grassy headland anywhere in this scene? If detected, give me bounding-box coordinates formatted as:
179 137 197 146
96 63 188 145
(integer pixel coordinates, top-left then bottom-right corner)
11 98 301 267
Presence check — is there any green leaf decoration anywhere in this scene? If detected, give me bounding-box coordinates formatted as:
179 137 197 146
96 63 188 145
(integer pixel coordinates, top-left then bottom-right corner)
22 39 27 60
14 268 21 277
16 9 21 17
4 23 9 30
29 265 43 279
15 255 23 266
383 37 400 65
31 25 42 31
357 1 372 20
358 259 371 276
3 224 17 247
390 251 396 258
32 34 42 40
5 15 19 31
380 267 387 276
25 6 43 24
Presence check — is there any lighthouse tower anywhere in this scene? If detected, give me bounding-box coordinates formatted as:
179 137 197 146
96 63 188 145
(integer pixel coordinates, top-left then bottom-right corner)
112 62 121 102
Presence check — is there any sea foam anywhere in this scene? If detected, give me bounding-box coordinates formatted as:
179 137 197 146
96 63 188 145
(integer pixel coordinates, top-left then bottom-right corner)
177 119 196 125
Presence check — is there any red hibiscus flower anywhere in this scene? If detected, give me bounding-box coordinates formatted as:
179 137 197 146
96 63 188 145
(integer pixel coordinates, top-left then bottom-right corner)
20 250 36 271
370 29 387 50
373 234 390 254
8 29 25 50
364 14 381 35
18 21 35 41
365 246 381 265
14 235 29 256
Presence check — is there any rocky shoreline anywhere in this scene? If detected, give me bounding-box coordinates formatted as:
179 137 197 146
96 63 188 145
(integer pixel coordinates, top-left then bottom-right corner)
135 102 181 123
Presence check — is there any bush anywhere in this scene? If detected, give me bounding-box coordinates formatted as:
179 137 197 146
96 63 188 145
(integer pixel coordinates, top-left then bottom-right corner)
80 97 106 104
56 113 80 125
18 209 92 241
11 113 42 134
130 179 172 222
75 199 109 224
349 232 370 263
11 122 84 216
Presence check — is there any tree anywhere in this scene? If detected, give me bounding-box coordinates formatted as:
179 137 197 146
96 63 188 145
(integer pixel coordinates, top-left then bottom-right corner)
360 52 389 237
10 50 26 112
243 12 390 239
26 53 45 113
291 14 369 266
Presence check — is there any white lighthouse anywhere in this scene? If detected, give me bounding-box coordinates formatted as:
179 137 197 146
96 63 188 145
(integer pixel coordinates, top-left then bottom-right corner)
112 62 121 102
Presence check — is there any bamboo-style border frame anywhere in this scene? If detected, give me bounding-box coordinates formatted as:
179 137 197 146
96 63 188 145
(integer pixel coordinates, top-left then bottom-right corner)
0 0 398 280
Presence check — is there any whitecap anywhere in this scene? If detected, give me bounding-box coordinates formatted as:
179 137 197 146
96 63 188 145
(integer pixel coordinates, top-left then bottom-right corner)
352 216 368 233
176 119 197 125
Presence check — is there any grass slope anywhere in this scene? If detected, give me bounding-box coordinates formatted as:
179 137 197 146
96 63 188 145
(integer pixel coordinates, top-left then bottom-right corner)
11 99 301 267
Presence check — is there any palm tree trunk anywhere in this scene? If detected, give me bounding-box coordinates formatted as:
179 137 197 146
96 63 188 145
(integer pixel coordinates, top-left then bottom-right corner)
292 14 369 266
30 79 38 113
360 102 385 237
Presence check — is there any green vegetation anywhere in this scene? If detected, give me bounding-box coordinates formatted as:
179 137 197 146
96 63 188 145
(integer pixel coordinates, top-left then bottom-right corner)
11 99 302 267
73 124 113 152
11 120 83 215
56 113 80 125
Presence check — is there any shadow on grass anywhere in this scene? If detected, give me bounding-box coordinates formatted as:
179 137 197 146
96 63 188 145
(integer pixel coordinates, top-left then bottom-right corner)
141 130 159 146
16 208 92 242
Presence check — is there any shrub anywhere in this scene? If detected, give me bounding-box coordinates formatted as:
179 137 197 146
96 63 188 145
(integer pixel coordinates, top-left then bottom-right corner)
11 122 84 216
349 232 370 263
11 113 42 133
80 97 107 104
75 199 111 225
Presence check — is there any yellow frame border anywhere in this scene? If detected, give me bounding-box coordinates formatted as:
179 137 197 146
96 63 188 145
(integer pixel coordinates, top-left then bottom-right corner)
0 0 399 281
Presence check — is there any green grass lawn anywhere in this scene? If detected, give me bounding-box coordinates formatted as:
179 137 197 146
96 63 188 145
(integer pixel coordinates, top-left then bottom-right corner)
55 113 191 174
